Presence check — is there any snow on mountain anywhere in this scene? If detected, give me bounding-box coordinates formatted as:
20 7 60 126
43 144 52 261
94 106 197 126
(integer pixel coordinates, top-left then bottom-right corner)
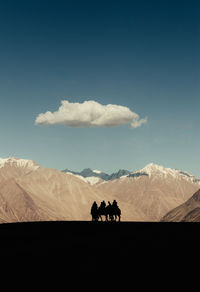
65 172 101 185
63 168 131 182
0 156 199 222
0 157 39 171
139 163 182 178
129 163 200 185
92 169 101 174
0 159 110 222
97 163 200 221
84 176 101 185
65 172 88 182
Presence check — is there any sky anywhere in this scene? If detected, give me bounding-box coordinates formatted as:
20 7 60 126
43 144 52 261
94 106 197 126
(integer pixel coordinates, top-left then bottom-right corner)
0 0 199 175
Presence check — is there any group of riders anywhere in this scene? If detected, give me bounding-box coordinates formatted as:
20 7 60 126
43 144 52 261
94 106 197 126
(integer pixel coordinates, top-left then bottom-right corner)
90 200 121 222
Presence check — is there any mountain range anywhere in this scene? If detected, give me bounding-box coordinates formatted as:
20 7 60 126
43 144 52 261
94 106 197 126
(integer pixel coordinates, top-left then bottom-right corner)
0 157 199 222
95 163 200 221
62 168 131 182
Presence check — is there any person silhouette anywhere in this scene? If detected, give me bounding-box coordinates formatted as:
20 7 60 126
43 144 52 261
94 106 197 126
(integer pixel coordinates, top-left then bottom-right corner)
112 200 120 221
98 200 106 221
91 201 98 210
107 201 113 221
107 201 112 209
91 201 98 221
112 200 118 208
100 200 106 209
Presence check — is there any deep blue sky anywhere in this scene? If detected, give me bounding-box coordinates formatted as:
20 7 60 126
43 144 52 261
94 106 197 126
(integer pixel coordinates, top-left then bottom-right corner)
0 0 199 175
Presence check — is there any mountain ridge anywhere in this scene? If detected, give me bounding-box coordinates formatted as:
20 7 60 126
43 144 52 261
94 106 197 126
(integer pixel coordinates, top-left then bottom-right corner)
0 156 39 171
62 167 131 181
96 163 200 221
0 156 200 222
62 163 200 186
1 157 199 184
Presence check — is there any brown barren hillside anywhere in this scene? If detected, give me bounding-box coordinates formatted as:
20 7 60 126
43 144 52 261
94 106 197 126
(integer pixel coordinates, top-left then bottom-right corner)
0 157 110 222
96 163 200 221
0 158 199 222
161 189 200 222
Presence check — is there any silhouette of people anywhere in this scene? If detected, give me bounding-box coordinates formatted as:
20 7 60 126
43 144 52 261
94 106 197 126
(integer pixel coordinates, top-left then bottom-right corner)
107 201 112 210
91 201 98 221
91 201 98 212
98 201 106 221
112 200 118 211
90 200 121 222
112 200 121 221
107 201 113 221
100 200 106 209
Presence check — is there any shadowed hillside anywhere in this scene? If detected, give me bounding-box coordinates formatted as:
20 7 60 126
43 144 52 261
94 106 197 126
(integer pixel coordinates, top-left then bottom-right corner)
0 158 200 222
161 189 200 222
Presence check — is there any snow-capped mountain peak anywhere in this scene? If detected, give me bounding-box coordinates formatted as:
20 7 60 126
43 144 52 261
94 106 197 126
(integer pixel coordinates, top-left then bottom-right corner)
128 163 174 178
140 163 176 176
92 169 102 174
129 162 200 185
0 157 39 171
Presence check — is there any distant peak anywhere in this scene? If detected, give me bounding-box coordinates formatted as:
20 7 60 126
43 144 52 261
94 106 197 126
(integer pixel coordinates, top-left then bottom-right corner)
8 156 15 160
129 162 177 178
140 163 175 176
93 169 102 174
0 157 39 170
144 162 163 168
130 163 200 184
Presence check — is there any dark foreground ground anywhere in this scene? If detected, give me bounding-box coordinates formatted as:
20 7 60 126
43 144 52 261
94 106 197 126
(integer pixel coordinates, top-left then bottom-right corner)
2 221 199 282
1 221 200 282
0 221 200 260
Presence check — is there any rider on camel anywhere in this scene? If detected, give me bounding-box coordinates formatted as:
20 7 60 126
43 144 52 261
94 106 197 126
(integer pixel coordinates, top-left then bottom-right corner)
112 200 118 208
100 200 106 210
91 201 98 217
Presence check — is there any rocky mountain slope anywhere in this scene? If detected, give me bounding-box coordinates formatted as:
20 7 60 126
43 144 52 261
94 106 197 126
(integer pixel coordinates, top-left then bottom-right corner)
0 157 199 222
161 189 200 222
62 168 131 183
0 157 112 222
96 163 200 221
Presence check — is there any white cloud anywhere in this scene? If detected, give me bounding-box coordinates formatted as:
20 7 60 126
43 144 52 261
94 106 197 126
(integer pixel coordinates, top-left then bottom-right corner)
35 100 147 129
